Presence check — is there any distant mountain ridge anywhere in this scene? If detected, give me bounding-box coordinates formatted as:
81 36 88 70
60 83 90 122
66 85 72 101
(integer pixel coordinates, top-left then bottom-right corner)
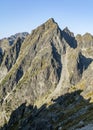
0 18 93 130
0 32 29 45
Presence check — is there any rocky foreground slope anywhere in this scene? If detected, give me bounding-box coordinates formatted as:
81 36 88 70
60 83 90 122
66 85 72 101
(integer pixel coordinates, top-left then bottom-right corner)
0 18 93 130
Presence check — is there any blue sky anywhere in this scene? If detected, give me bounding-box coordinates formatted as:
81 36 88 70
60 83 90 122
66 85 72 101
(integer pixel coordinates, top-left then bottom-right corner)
0 0 93 38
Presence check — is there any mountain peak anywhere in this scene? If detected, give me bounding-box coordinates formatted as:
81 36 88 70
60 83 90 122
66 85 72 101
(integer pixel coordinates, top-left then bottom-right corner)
30 18 59 38
83 32 93 40
46 18 55 23
63 26 69 32
63 27 74 37
44 18 58 28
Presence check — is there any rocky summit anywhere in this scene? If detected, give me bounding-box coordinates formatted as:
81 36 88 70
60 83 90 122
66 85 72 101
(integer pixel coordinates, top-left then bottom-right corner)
0 18 93 130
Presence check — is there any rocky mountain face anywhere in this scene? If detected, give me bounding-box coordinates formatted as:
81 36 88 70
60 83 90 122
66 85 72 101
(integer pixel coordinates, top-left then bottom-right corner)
0 18 93 130
0 32 29 81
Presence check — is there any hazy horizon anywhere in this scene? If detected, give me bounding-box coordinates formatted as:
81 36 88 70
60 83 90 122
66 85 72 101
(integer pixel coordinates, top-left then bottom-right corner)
0 0 93 39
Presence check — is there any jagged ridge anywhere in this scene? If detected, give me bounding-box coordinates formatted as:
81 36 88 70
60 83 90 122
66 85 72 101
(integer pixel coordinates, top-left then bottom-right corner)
0 18 93 129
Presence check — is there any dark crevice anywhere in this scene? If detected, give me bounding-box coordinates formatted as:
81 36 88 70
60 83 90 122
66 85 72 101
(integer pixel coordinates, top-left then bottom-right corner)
51 42 62 80
16 66 23 83
62 29 77 49
0 48 4 65
15 37 23 59
77 52 93 75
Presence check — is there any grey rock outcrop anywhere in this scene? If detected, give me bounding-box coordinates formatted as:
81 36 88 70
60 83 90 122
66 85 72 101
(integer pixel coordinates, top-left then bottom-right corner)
0 18 93 129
